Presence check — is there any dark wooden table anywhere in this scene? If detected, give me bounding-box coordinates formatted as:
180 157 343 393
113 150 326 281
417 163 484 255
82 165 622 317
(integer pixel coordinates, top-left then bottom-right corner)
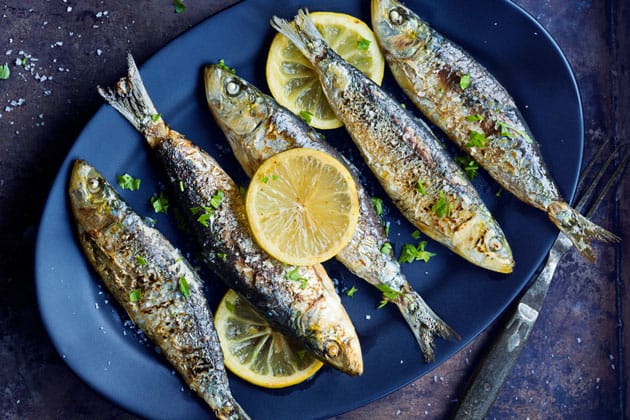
1 1 627 418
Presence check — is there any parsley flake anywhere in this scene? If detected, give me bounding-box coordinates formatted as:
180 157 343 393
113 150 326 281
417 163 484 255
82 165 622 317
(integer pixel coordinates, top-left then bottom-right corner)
173 0 186 14
416 180 427 195
151 113 161 122
129 289 143 302
285 267 308 289
136 255 147 266
117 173 141 191
398 241 436 264
455 155 479 180
466 130 488 148
216 252 228 262
431 191 451 218
466 114 484 122
380 242 392 255
459 74 471 90
376 283 404 309
299 110 313 125
346 285 358 297
178 276 190 299
0 64 9 80
150 191 169 214
217 59 236 74
496 121 533 143
371 197 384 216
225 300 235 312
357 38 371 50
411 230 421 240
179 180 185 192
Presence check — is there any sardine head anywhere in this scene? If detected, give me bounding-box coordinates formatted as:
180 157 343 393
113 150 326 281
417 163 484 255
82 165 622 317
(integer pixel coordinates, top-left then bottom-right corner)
68 160 122 233
371 0 431 59
204 64 272 176
452 213 514 274
305 265 363 375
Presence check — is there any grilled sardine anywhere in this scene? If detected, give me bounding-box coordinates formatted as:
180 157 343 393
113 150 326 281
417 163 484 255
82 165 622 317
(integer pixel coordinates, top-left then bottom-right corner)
371 0 619 261
271 10 514 273
204 65 459 361
97 54 363 375
68 160 249 420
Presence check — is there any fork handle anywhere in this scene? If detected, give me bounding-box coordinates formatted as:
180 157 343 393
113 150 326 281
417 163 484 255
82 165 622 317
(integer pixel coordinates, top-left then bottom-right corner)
452 254 560 419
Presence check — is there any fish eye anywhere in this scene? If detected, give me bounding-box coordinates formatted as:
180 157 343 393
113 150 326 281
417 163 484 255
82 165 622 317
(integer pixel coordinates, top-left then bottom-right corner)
488 237 503 252
389 8 406 25
226 79 241 97
87 177 102 194
324 340 341 359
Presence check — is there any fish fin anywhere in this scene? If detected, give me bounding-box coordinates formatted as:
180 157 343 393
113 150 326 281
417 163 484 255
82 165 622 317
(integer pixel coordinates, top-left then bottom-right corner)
397 288 459 362
547 200 620 263
270 9 323 61
97 53 160 137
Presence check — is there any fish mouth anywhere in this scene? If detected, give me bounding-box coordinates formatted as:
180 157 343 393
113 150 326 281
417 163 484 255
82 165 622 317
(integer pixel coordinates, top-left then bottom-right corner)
452 214 514 274
320 336 363 376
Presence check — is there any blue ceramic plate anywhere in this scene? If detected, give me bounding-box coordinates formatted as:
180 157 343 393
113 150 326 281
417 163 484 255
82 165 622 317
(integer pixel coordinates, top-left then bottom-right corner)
35 1 582 418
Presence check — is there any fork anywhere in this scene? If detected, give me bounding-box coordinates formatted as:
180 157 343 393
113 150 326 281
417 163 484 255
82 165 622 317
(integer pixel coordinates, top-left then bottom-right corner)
452 141 629 419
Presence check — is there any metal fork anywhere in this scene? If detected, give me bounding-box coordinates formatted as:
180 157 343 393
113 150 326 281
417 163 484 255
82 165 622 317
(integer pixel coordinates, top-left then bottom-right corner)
453 141 629 419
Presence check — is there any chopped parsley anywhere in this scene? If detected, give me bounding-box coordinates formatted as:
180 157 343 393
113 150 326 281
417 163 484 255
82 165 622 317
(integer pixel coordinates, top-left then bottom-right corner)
216 252 228 262
431 191 451 218
151 113 161 122
459 74 471 90
496 121 533 143
178 180 185 192
217 59 236 74
21 57 27 67
190 191 223 227
357 38 371 50
455 155 479 180
380 242 392 255
496 188 503 197
416 180 427 195
299 110 313 125
371 197 384 216
178 276 190 299
400 103 407 109
376 283 404 309
129 289 143 302
466 114 484 122
383 221 390 237
173 0 186 14
466 130 488 148
150 191 169 214
225 300 235 312
136 255 147 266
117 173 141 191
261 175 269 183
346 285 358 297
285 267 308 289
411 230 421 240
296 349 307 360
0 64 9 80
398 241 436 264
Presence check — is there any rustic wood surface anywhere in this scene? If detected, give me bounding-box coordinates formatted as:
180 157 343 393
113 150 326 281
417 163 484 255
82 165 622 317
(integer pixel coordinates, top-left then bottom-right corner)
0 1 626 418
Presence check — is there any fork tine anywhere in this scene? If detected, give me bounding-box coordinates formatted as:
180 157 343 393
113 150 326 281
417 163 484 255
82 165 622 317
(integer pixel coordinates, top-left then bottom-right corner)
573 143 626 214
583 151 629 219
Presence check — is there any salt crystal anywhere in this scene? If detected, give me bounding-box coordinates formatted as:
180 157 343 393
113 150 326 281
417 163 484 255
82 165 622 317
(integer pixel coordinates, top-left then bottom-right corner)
96 49 102 56
67 6 72 12
576 337 582 344
5 49 11 55
365 314 371 320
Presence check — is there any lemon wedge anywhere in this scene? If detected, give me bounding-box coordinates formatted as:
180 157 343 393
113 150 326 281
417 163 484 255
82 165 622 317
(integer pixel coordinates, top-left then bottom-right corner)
266 11 385 129
214 289 324 388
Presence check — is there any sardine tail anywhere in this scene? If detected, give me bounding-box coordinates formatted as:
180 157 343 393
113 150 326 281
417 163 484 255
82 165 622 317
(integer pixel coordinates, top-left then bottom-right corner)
548 201 620 263
270 9 321 60
97 53 159 135
397 289 459 362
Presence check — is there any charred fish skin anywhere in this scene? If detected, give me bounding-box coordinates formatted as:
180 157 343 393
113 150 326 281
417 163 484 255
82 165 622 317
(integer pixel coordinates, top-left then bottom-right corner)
270 11 514 274
371 0 619 261
97 54 363 376
68 160 249 420
204 64 459 361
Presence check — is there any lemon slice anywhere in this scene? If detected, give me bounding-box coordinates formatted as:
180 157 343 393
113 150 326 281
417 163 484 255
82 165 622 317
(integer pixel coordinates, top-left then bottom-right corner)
245 148 359 266
266 11 385 129
214 289 324 388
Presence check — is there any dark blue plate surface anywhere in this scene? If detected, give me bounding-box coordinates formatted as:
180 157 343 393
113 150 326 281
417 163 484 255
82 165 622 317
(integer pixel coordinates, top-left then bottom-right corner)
35 1 583 419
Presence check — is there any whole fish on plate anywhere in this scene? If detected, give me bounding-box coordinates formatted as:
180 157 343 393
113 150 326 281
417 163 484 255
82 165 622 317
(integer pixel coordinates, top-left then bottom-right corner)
270 11 514 274
97 54 363 376
370 0 619 261
68 160 249 420
204 65 458 361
